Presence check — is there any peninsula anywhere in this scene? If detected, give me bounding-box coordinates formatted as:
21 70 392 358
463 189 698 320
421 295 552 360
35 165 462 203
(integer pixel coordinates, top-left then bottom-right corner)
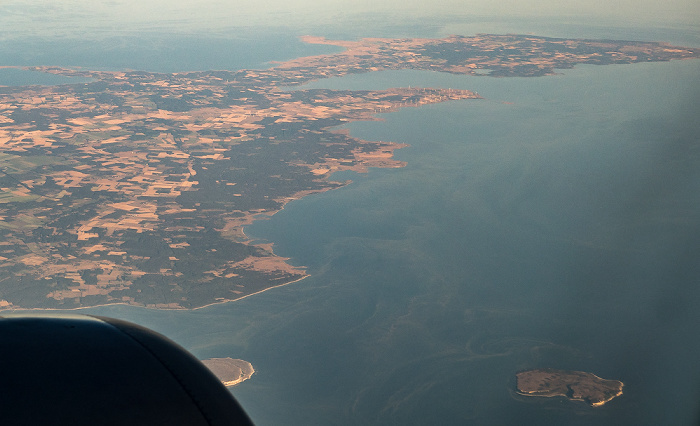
0 34 696 309
516 369 624 406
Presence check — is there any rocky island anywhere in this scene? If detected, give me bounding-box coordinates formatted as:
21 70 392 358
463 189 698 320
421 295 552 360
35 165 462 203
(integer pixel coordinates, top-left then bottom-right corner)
516 369 624 406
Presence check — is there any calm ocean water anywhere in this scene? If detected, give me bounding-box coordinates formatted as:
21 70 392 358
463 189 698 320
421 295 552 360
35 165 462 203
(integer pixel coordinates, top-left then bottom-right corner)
3 24 699 425
0 31 341 72
0 67 92 86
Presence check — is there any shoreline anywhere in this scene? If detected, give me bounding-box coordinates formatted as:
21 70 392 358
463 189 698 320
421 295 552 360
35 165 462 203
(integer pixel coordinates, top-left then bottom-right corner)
1 33 694 311
0 274 310 313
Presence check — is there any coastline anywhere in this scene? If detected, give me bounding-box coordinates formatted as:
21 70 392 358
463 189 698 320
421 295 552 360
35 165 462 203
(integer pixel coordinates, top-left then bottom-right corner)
0 33 694 310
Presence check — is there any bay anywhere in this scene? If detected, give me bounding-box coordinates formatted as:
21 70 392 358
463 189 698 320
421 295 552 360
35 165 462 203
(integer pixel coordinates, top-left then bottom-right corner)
81 56 700 425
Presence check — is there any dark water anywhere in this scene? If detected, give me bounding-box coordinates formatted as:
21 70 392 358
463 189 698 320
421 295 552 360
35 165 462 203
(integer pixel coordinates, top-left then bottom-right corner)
3 23 699 424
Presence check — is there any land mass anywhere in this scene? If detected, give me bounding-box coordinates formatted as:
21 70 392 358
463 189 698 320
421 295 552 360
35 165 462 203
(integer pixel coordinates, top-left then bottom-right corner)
516 369 624 406
0 34 696 309
201 357 254 387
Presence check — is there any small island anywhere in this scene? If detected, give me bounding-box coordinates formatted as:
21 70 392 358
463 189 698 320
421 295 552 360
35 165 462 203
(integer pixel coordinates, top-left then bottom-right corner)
516 369 624 406
201 357 255 387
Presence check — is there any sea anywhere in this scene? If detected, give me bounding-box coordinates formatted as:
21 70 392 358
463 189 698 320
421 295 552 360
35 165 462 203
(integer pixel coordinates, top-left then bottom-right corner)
1 17 699 426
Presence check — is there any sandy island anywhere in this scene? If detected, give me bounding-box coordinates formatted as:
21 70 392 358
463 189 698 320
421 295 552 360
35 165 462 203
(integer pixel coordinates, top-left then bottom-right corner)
201 357 255 387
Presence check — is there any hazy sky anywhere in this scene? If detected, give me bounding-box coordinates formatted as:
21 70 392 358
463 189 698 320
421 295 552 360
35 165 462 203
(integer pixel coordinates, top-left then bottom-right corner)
2 0 699 38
